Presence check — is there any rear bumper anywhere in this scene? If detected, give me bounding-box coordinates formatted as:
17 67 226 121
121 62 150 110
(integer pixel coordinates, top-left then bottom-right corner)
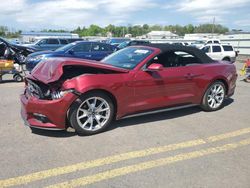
20 90 77 130
227 73 238 98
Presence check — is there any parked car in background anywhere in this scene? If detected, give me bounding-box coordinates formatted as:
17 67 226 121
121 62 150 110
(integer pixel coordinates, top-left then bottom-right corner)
206 39 220 44
117 40 150 49
26 41 116 71
190 40 205 48
173 42 189 46
201 44 238 62
106 38 130 46
67 38 84 43
0 37 37 64
21 44 237 135
23 38 83 51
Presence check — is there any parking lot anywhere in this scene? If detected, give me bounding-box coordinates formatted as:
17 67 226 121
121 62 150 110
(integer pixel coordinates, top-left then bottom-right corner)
0 62 249 188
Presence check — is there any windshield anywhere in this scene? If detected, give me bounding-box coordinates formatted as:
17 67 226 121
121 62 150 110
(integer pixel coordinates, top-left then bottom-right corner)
118 41 129 48
107 38 130 44
101 47 153 70
55 42 76 52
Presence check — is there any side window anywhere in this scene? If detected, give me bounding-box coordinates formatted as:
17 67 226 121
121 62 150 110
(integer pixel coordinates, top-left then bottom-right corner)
37 39 47 45
59 39 68 44
72 43 91 52
202 46 211 53
214 40 220 44
207 41 212 44
148 50 201 68
130 41 137 45
212 46 222 52
91 43 110 51
47 39 59 44
222 45 233 51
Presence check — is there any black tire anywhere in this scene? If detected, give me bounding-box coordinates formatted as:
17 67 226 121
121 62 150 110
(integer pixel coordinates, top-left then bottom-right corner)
13 74 23 82
244 77 250 83
200 81 226 111
68 91 115 135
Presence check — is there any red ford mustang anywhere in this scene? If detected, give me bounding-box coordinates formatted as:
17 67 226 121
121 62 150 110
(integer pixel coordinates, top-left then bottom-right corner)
20 44 237 135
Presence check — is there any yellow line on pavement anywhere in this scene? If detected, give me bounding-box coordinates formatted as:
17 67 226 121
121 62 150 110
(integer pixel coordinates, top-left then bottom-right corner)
47 138 250 188
0 139 205 187
207 127 250 142
0 127 250 187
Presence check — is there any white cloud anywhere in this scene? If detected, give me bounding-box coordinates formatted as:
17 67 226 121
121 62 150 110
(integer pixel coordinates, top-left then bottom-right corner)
234 19 250 27
176 0 250 24
0 0 157 30
178 0 250 12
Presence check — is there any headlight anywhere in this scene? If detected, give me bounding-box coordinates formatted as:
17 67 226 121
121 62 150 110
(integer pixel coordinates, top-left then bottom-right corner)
51 89 75 99
28 55 47 62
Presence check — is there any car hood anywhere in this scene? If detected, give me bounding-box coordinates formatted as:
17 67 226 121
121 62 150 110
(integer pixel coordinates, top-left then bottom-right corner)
28 50 57 57
30 58 129 84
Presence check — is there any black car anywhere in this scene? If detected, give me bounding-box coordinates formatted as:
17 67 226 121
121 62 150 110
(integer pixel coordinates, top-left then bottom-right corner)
0 38 37 64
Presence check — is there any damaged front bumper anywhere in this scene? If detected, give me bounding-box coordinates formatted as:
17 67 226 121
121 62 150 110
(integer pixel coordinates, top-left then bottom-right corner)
20 88 78 130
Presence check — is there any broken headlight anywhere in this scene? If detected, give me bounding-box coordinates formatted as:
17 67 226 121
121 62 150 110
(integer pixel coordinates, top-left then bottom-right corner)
51 89 75 99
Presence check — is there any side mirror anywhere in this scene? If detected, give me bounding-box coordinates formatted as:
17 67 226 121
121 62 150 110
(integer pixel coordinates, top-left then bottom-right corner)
146 63 163 71
68 49 74 55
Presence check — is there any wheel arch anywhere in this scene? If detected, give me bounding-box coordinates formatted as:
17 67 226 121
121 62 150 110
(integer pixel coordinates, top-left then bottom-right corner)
83 89 118 115
201 77 229 104
222 56 231 61
66 89 118 127
214 78 229 95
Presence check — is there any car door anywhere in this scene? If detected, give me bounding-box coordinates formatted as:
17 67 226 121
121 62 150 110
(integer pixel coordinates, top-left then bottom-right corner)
133 51 201 112
46 39 60 50
90 43 113 61
69 42 92 59
59 39 68 48
35 39 48 51
210 45 223 60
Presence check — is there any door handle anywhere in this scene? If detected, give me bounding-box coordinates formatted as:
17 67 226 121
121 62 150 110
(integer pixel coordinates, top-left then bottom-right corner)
85 55 92 57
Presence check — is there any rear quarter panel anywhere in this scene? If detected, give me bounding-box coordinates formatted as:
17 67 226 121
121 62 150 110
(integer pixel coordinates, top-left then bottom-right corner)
194 62 237 103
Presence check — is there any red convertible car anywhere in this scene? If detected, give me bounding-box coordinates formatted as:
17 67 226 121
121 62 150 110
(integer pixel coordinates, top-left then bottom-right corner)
20 44 237 135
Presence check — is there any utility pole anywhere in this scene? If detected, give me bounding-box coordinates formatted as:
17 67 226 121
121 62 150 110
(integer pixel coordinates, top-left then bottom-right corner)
212 17 215 37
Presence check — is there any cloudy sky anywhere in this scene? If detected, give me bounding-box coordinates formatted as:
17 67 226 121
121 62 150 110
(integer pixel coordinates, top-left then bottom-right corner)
0 0 250 31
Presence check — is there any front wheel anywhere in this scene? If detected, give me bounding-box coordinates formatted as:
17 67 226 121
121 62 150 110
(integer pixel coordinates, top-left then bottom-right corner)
201 81 226 111
68 92 114 135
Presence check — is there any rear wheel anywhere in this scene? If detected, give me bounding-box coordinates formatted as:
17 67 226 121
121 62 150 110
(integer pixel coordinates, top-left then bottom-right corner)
68 92 114 135
222 57 230 62
201 81 226 111
13 74 23 82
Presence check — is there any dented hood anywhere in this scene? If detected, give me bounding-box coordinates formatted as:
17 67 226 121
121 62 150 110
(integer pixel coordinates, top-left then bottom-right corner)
30 58 129 84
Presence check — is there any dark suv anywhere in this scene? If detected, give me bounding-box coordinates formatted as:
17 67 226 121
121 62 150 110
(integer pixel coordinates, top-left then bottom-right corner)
23 38 83 51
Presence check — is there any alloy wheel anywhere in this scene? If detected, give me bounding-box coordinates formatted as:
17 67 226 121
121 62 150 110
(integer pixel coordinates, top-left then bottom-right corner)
207 84 225 109
76 97 111 131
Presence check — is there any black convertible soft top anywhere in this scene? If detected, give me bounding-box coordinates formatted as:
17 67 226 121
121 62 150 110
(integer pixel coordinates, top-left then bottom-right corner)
142 43 213 64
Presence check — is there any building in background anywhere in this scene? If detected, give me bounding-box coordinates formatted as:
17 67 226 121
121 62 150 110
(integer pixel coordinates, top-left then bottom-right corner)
20 32 79 43
146 31 178 39
184 33 220 40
